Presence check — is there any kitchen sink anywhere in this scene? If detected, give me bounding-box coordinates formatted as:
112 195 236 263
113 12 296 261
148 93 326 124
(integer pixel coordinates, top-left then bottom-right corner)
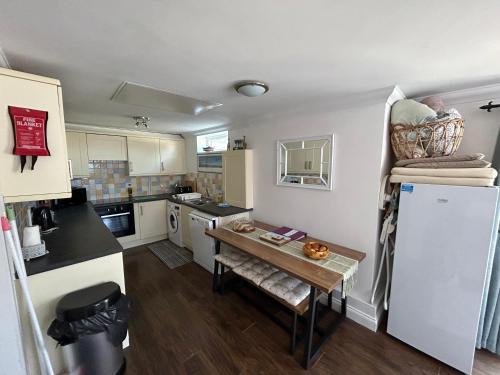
189 199 211 206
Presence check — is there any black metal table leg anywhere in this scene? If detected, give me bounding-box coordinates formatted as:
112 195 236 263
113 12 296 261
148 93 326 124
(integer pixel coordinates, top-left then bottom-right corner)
212 240 222 292
220 264 225 295
212 260 220 292
303 286 317 369
290 312 298 354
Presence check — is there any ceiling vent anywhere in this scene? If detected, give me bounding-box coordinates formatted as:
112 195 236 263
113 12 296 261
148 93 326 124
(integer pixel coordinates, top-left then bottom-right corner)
111 82 222 116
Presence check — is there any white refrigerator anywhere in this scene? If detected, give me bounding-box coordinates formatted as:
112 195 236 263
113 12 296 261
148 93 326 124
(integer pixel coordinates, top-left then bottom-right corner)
387 183 499 374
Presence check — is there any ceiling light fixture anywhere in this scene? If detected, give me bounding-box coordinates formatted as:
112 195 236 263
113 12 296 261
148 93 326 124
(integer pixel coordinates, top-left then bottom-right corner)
234 81 269 97
133 116 150 128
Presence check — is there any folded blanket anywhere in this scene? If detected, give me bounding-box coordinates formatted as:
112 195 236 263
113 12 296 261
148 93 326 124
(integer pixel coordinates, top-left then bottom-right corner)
389 175 495 187
395 153 485 167
403 159 491 169
391 167 498 179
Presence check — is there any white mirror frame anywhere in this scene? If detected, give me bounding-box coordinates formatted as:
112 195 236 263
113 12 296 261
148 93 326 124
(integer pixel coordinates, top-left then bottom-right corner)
276 134 334 191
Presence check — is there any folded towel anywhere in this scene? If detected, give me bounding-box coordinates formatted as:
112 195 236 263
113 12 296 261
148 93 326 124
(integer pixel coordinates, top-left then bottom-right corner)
391 167 498 179
395 153 485 167
403 159 491 169
389 175 495 187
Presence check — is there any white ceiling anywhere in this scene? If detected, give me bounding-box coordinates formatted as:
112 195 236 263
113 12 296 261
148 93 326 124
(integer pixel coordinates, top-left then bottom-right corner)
1 0 499 134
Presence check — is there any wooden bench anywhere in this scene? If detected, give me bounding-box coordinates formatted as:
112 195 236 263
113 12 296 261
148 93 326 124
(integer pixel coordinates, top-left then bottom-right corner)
213 249 323 353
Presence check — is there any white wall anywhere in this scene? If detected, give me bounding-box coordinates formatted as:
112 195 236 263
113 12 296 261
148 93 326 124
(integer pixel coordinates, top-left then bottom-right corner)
236 103 388 308
415 85 500 163
450 100 500 161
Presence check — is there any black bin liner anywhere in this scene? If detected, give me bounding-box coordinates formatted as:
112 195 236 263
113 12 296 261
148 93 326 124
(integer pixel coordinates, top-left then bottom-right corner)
48 284 130 347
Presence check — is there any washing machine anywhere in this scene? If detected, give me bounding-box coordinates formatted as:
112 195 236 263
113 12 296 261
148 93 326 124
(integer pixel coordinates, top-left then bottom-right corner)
167 201 183 247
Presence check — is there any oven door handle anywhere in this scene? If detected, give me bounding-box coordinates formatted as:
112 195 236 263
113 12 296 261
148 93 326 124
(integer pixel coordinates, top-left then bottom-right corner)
100 212 131 219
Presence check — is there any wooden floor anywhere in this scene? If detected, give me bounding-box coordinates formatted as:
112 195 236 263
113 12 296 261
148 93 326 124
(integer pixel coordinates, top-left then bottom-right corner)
124 246 500 375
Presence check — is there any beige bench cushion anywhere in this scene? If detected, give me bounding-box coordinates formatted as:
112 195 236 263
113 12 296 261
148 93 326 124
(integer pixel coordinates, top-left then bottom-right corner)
260 272 310 306
233 258 278 285
214 248 250 269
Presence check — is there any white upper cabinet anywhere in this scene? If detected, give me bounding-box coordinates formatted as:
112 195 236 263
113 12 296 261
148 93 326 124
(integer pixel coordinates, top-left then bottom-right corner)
223 150 253 209
127 136 161 176
160 138 186 175
0 68 71 203
66 132 89 177
87 134 127 160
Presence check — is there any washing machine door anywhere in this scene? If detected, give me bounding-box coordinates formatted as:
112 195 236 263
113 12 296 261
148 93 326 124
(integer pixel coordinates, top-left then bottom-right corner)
168 211 179 233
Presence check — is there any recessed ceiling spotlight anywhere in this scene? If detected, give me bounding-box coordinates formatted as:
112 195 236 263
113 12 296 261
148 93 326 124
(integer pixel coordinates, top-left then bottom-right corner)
133 116 150 128
234 81 269 97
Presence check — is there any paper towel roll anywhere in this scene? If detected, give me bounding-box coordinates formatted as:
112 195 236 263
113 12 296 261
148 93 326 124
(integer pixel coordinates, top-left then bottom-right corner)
23 225 41 247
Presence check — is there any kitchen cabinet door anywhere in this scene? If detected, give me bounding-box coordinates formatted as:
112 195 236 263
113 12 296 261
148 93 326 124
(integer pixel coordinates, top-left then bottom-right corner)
0 68 71 203
138 200 167 239
87 134 127 161
223 150 253 209
159 139 186 175
66 132 89 178
127 137 161 176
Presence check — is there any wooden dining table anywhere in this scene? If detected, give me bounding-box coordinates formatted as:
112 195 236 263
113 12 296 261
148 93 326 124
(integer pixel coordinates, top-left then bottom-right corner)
205 221 366 369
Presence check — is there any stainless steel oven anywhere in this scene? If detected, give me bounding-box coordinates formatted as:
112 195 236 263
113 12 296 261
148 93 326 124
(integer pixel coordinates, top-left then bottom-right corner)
95 203 135 238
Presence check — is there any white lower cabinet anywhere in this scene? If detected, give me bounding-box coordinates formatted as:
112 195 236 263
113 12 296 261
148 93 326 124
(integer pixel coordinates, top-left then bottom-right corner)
138 200 167 239
118 200 168 249
118 200 168 248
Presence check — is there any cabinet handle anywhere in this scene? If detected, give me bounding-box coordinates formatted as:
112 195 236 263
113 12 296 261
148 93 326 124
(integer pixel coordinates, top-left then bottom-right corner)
161 161 164 172
129 161 133 172
304 161 307 170
140 205 143 216
68 160 73 179
308 161 312 170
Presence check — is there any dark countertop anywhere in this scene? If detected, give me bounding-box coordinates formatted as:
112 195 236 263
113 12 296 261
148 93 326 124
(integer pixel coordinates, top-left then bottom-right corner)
25 202 123 276
91 193 252 217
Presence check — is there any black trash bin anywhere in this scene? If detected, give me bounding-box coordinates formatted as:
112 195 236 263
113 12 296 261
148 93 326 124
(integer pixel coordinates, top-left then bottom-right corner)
47 282 130 375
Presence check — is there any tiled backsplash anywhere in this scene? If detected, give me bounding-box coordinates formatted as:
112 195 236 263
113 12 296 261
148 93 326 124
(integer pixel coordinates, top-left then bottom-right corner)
185 172 223 201
72 161 184 200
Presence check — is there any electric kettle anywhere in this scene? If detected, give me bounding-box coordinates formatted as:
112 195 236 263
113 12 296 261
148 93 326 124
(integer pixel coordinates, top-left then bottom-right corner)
32 207 56 232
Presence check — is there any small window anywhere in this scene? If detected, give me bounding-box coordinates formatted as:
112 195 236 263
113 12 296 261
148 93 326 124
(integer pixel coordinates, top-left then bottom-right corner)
196 131 228 153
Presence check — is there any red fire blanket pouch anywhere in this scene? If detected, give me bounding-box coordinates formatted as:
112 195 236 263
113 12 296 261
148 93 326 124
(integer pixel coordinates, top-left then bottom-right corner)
8 106 50 172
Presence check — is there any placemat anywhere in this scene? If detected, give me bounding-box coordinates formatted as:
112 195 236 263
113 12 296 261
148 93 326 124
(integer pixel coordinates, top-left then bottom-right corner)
223 225 358 297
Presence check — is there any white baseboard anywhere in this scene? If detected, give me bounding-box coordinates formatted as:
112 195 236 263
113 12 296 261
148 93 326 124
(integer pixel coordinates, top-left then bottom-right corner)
319 289 384 332
119 234 167 249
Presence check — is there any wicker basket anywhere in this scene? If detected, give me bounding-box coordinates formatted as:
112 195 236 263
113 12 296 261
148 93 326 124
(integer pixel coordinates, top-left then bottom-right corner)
390 118 464 161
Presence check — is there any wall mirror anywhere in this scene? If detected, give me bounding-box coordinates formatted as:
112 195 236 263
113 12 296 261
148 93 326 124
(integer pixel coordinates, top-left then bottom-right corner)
277 135 334 190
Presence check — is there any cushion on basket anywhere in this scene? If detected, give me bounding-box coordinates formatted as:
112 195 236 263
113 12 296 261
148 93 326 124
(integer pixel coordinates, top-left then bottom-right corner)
233 258 278 285
214 248 250 269
391 99 436 126
260 272 310 307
